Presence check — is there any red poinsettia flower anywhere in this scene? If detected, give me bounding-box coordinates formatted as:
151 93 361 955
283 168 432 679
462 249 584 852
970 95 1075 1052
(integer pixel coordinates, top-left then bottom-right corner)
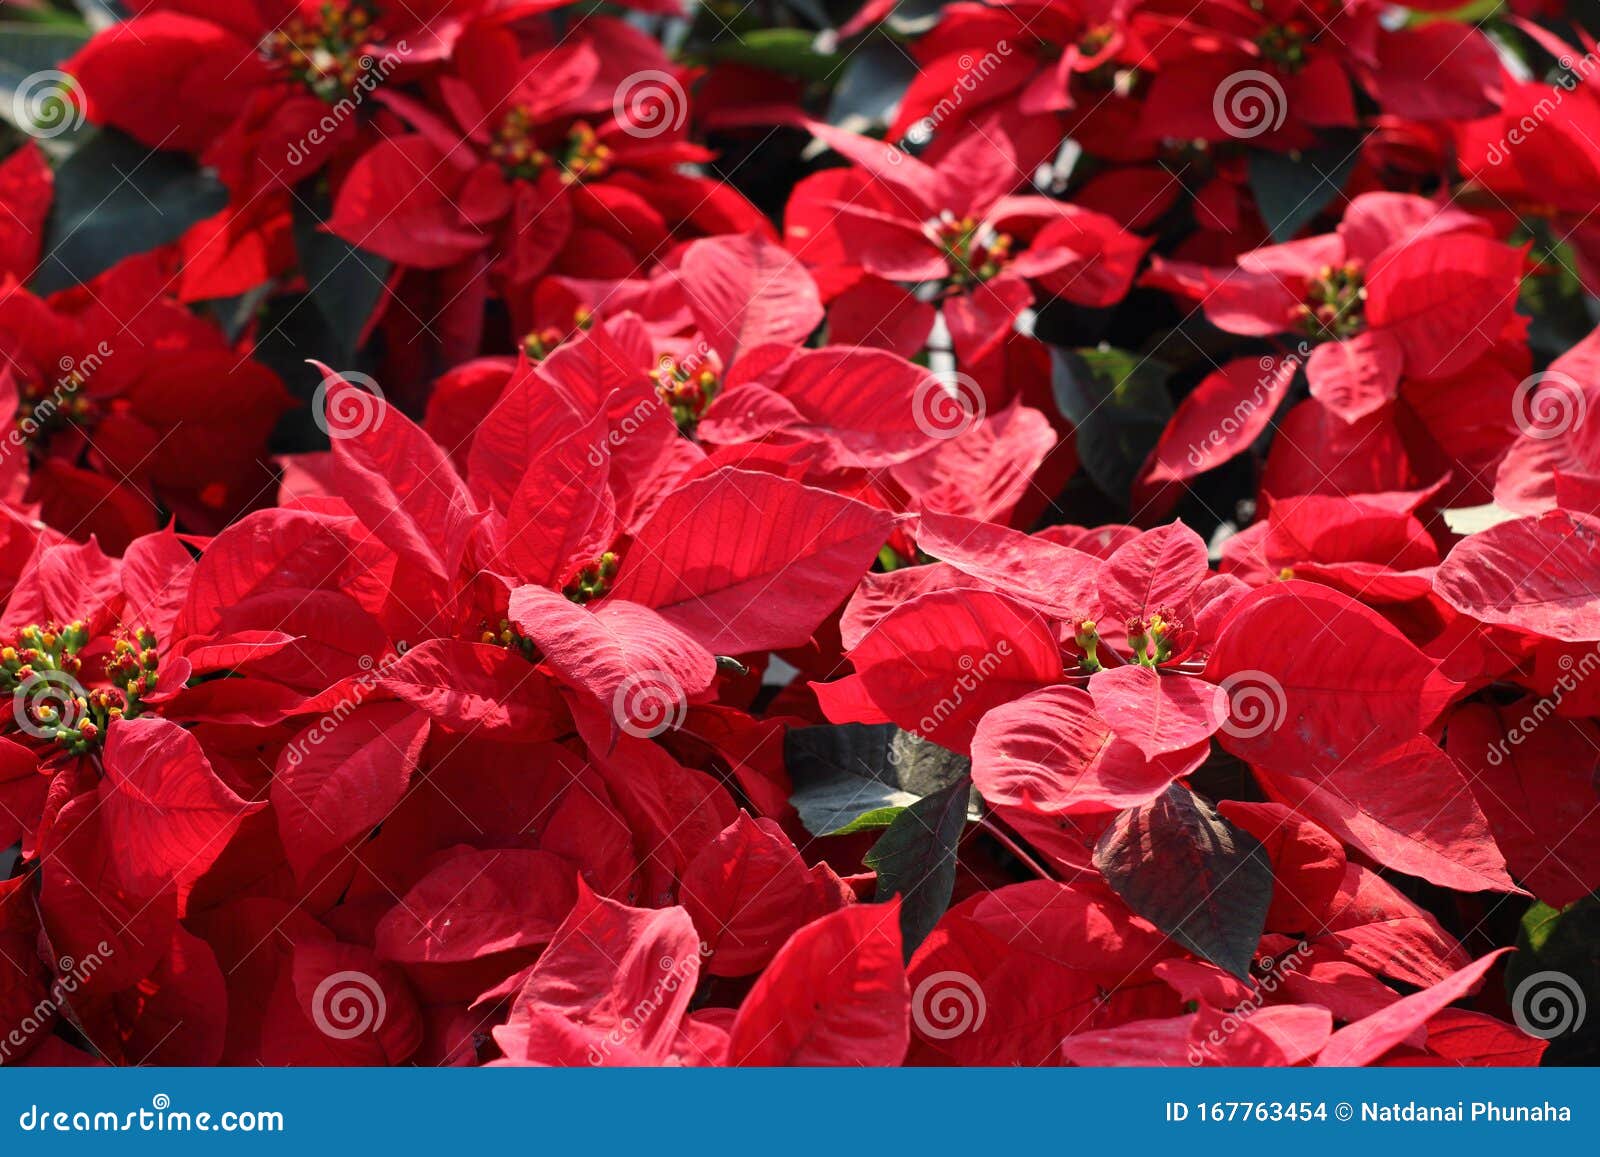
326 19 767 294
0 253 291 550
67 0 490 196
1145 192 1527 423
1136 0 1503 144
782 117 1150 374
847 0 1152 170
426 233 1061 534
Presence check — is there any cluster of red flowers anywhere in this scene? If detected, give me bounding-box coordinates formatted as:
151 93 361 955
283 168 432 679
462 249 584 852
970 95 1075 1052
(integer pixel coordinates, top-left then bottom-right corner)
0 0 1593 1067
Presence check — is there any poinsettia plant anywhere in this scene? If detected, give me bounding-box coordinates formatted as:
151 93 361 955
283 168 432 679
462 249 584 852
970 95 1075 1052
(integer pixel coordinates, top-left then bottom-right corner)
0 0 1592 1069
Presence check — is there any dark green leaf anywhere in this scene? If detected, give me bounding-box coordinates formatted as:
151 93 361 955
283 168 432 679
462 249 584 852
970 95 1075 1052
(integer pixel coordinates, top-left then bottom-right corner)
1246 135 1361 243
0 23 91 144
1509 894 1599 1064
707 29 838 83
777 0 831 28
251 291 348 453
1049 344 1173 507
1093 784 1272 980
786 722 969 836
292 187 391 365
825 41 916 130
34 128 226 293
866 775 973 957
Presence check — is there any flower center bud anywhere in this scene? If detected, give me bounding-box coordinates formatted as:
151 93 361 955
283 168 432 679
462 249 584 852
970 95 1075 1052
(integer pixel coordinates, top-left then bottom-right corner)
650 358 720 433
563 550 620 605
932 214 1013 288
1078 23 1116 57
15 366 97 454
1127 608 1184 667
1293 261 1366 343
491 114 613 184
1073 619 1103 674
2 621 159 754
260 1 385 104
559 122 612 184
521 306 595 361
1255 21 1311 72
480 618 537 661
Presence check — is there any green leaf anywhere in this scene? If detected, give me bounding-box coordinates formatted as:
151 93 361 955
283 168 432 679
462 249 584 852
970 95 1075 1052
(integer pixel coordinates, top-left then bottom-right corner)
786 722 969 837
292 187 391 365
34 128 227 293
1246 135 1361 243
707 29 838 84
1049 344 1173 507
1509 894 1599 1064
866 776 973 957
827 805 909 835
1093 784 1272 980
0 22 91 143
